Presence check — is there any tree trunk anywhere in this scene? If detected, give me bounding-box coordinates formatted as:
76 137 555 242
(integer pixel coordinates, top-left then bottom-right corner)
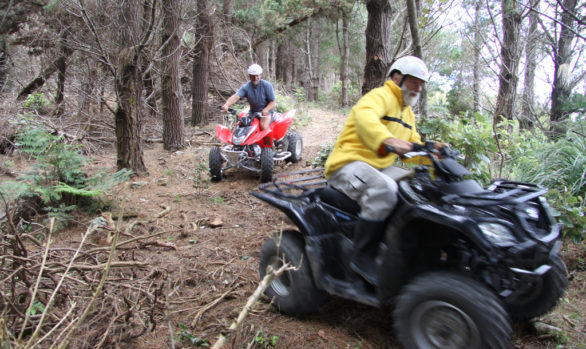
305 18 315 101
0 37 6 93
340 9 350 106
494 0 522 124
55 30 72 117
223 0 233 28
362 0 393 95
192 0 212 126
161 0 185 151
114 1 146 174
550 0 577 135
311 17 321 102
472 0 482 113
521 0 540 129
405 0 427 118
16 59 60 100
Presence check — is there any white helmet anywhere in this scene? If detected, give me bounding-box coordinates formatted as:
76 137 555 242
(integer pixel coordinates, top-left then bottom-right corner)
387 56 429 82
247 63 263 75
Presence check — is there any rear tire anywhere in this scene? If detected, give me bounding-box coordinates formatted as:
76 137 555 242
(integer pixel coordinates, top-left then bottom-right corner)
260 147 274 183
285 131 303 163
504 254 567 321
208 147 223 182
393 272 511 349
259 230 326 316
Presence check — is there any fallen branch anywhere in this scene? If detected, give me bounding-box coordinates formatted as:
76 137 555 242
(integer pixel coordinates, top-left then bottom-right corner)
211 262 294 349
191 287 236 327
155 205 171 218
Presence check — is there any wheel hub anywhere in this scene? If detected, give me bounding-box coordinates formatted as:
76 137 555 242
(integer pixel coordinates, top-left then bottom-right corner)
410 300 481 349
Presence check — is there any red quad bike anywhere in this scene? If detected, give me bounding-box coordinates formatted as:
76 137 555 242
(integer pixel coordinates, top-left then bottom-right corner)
209 108 303 183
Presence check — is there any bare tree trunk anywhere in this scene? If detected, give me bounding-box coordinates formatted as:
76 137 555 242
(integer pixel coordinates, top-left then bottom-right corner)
161 0 185 151
269 39 276 83
114 1 146 174
192 0 213 126
339 9 350 106
405 0 427 118
472 0 482 113
550 0 578 135
223 0 233 28
494 0 522 124
16 59 59 100
521 0 540 129
311 17 321 102
55 30 72 117
0 37 6 93
305 18 315 101
362 0 393 95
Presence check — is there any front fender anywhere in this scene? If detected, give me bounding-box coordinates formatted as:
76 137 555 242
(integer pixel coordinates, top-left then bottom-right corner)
215 125 234 144
377 204 495 303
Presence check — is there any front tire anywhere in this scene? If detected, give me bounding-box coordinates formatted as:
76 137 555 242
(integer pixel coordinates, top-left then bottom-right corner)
393 272 511 349
285 131 303 163
208 147 223 182
260 147 274 183
259 230 327 316
504 254 567 321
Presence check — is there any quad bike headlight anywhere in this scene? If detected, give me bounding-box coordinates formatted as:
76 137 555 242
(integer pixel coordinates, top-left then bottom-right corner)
232 134 246 145
478 222 517 247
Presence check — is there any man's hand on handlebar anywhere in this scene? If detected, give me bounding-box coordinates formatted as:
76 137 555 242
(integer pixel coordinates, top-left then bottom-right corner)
383 138 413 156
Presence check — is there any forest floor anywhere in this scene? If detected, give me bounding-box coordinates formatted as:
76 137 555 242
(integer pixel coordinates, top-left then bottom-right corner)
2 107 585 348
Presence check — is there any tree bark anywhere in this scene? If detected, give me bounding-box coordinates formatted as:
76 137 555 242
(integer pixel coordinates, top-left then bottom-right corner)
494 0 522 123
192 0 212 126
161 0 185 151
114 0 146 174
340 9 350 106
472 0 482 113
521 0 540 129
305 18 315 101
16 59 60 100
362 0 393 95
550 0 578 135
55 30 72 117
405 0 427 118
0 37 7 93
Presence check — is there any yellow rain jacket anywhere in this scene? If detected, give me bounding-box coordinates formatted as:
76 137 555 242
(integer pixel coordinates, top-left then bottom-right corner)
325 80 424 178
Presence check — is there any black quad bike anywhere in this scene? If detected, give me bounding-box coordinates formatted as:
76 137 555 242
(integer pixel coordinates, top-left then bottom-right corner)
252 144 567 349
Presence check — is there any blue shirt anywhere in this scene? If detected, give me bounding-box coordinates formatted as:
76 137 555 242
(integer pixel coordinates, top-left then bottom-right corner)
236 80 276 113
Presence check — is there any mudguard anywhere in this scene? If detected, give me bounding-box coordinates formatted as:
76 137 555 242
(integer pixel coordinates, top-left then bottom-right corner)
377 203 496 303
216 125 233 144
272 109 296 140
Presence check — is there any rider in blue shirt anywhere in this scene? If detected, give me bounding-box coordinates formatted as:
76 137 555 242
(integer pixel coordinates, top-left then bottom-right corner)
221 64 276 131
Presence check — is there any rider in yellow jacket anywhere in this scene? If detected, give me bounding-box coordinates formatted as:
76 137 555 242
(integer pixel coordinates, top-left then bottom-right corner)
325 56 446 285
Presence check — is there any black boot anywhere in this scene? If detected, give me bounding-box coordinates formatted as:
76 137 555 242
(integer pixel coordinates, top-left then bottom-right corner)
350 218 386 285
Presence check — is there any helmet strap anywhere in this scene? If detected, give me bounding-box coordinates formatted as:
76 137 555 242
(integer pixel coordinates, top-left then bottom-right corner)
399 75 406 87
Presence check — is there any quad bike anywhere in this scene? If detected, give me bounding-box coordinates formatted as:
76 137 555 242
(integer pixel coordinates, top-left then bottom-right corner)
252 144 567 349
209 108 303 183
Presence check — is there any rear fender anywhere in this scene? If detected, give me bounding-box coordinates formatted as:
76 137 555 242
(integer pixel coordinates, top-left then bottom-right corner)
272 109 296 140
216 125 233 144
250 191 313 234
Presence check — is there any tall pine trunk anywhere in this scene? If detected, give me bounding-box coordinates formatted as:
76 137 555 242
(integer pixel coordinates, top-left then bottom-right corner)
161 0 185 151
192 0 212 126
494 0 522 124
362 0 392 95
521 0 540 129
114 1 146 174
550 0 577 135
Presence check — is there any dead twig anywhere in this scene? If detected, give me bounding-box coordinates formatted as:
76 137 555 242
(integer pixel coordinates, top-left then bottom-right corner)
211 262 295 349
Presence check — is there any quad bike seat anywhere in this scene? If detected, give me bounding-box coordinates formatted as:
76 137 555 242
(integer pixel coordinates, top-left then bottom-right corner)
317 186 361 216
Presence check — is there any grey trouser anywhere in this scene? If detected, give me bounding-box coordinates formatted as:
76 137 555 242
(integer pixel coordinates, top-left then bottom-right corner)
328 161 400 221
